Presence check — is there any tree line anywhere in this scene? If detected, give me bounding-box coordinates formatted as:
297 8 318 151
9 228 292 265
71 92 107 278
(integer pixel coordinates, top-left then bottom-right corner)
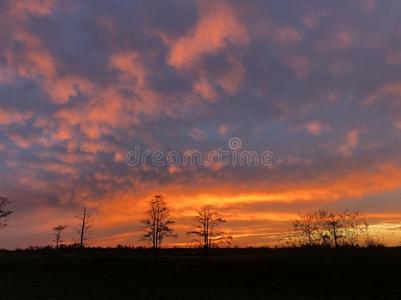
0 194 383 249
290 210 373 247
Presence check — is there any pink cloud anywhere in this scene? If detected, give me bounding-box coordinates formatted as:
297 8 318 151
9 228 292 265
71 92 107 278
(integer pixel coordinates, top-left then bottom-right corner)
0 109 33 125
7 133 37 149
193 78 218 100
315 28 358 51
364 82 401 106
9 0 58 18
6 30 92 104
190 127 207 141
273 27 303 45
337 129 359 157
218 124 231 136
215 58 246 94
166 2 249 69
280 54 310 78
296 121 331 136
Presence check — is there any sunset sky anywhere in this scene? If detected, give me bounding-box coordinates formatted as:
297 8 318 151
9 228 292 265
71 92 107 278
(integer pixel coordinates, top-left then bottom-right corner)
1 0 401 248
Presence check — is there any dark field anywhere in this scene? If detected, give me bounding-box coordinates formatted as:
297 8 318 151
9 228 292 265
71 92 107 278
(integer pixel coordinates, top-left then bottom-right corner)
1 247 401 299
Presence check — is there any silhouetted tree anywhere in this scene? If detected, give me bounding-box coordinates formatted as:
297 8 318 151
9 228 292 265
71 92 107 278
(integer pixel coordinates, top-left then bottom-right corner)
75 207 93 248
292 209 369 248
319 210 343 248
140 195 177 249
188 205 226 249
53 225 67 248
293 211 321 246
341 210 368 246
0 196 12 228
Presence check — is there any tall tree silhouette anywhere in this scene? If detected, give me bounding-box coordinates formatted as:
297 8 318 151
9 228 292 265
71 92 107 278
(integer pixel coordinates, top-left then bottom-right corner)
0 196 12 228
53 225 67 248
319 210 344 248
140 195 177 249
188 205 226 249
75 207 93 248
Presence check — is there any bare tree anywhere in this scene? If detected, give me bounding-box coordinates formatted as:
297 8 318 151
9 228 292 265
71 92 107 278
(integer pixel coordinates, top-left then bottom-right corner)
0 196 12 228
341 210 368 247
75 207 93 248
292 209 369 248
319 210 368 248
53 225 67 248
293 211 321 246
188 205 226 249
140 195 177 249
319 210 343 248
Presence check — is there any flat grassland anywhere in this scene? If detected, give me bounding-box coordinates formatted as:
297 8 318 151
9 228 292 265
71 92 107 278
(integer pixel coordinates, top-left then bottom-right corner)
0 247 400 299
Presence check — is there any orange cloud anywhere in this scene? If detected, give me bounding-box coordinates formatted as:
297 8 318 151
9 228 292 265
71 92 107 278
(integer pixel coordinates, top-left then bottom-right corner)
0 109 33 125
216 58 246 94
193 78 218 100
9 0 58 18
7 30 56 78
7 29 92 103
33 161 78 175
109 51 163 117
46 76 93 104
7 133 34 148
52 125 72 141
88 159 401 221
218 124 231 136
166 2 248 69
109 52 146 86
55 88 132 140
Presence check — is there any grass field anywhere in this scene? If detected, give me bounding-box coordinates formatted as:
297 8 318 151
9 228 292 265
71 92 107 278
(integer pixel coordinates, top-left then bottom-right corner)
0 247 400 299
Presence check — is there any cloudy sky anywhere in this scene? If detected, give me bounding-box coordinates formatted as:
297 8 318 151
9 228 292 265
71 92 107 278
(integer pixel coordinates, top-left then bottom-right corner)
1 0 401 248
